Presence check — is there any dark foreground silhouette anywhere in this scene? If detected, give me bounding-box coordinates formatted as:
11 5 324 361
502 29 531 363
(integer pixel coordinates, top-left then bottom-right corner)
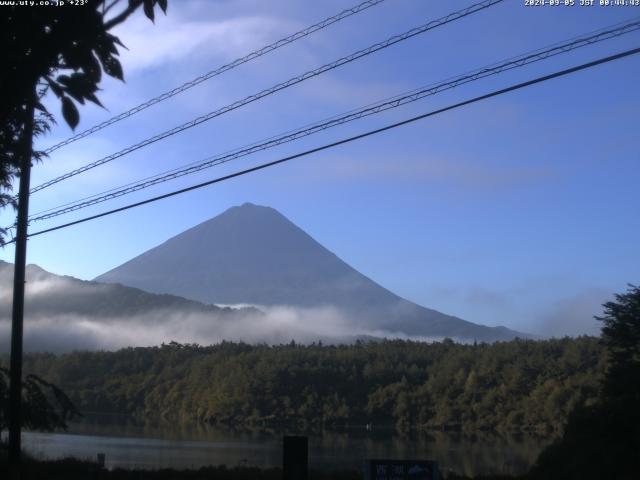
0 456 521 480
4 458 351 480
527 285 640 480
2 286 638 479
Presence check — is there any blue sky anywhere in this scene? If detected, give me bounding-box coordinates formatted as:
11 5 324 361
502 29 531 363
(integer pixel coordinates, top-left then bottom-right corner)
1 0 639 336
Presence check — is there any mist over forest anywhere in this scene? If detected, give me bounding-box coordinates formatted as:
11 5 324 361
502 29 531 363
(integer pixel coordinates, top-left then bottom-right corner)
0 259 526 353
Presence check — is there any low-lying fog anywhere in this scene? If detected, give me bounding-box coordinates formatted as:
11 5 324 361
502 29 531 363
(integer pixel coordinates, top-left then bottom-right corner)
0 272 451 353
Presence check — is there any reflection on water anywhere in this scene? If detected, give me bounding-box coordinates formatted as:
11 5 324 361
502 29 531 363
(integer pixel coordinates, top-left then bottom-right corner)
21 416 554 477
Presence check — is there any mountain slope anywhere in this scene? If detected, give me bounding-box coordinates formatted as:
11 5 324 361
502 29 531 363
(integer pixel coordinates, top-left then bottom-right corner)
95 203 526 341
0 260 258 352
0 261 249 318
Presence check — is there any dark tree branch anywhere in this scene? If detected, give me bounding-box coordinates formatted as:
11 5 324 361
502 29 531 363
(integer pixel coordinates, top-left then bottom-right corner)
104 0 144 30
103 0 121 18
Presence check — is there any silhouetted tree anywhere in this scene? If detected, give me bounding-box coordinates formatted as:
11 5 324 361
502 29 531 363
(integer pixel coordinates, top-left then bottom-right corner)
0 0 168 243
532 285 640 480
0 367 80 435
598 284 640 401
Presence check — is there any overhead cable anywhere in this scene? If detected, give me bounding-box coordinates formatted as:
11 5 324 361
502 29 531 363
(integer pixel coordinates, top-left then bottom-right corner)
30 0 505 195
27 19 640 223
3 45 635 247
43 0 390 154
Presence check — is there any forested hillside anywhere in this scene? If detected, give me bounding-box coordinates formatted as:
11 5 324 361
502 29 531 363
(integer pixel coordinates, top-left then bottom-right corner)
12 338 604 434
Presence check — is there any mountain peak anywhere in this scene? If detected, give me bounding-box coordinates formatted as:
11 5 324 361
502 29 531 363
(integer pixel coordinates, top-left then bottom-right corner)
230 202 268 211
95 203 526 341
218 202 282 221
239 202 262 209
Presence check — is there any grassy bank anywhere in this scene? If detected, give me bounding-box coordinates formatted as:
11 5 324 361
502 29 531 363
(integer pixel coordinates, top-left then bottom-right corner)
1 457 522 480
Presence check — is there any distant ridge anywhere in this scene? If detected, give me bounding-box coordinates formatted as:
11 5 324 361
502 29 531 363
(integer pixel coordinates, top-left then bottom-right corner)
96 203 527 342
0 260 242 318
0 260 257 352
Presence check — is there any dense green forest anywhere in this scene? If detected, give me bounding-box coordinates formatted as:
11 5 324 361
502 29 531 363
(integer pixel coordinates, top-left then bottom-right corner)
6 337 604 434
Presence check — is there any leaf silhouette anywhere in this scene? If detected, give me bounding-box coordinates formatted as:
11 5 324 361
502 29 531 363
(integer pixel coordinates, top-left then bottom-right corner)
61 96 79 130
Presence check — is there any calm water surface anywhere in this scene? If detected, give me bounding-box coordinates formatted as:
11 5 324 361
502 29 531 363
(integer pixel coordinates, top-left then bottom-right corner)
21 418 554 477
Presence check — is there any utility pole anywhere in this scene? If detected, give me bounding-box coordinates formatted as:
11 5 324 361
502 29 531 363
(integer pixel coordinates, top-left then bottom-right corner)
8 96 35 472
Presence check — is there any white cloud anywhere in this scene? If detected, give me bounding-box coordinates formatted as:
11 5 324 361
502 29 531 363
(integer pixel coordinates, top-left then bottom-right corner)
113 13 299 75
288 153 555 189
0 298 453 353
295 74 404 108
538 288 610 337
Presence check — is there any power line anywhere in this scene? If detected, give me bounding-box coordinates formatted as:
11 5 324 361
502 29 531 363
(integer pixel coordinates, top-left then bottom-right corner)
30 15 640 222
29 0 504 195
30 15 638 220
43 0 389 155
26 19 640 223
5 45 636 247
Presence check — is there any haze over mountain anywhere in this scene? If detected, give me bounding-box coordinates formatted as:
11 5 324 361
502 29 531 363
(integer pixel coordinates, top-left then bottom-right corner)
0 260 261 352
0 260 476 353
96 203 525 341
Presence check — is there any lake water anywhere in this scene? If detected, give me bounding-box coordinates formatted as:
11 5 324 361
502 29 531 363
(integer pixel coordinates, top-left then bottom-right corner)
20 418 554 477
